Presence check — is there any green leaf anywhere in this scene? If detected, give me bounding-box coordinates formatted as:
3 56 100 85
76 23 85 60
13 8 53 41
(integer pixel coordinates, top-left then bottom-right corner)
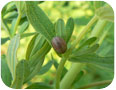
1 55 12 87
25 1 55 43
55 19 65 40
78 37 97 50
20 32 36 39
30 34 46 57
38 60 53 75
3 11 18 20
29 42 51 68
1 37 10 45
65 17 74 43
6 2 16 13
72 70 85 85
26 34 38 60
18 21 29 34
96 5 114 22
10 18 17 36
7 34 20 78
11 60 28 89
74 44 99 56
23 60 31 81
26 82 53 89
25 42 51 82
69 53 114 69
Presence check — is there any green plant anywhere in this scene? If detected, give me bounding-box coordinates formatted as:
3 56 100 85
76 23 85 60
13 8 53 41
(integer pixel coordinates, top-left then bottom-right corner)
1 1 114 89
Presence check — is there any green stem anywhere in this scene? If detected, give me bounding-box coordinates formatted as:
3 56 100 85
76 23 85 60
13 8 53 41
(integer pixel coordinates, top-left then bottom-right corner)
12 13 22 37
59 15 98 89
78 80 112 89
90 19 107 38
60 63 84 89
1 15 11 38
71 15 98 49
56 57 67 89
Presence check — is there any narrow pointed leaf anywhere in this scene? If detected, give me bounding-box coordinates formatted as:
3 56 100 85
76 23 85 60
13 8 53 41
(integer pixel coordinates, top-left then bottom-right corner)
30 35 46 57
18 21 29 34
55 19 65 40
26 82 53 89
69 53 114 69
10 18 17 36
1 37 10 45
26 34 38 60
11 60 30 89
78 37 97 50
25 42 51 82
7 34 20 78
38 60 53 75
74 44 99 56
6 2 16 13
1 55 12 87
20 32 36 39
25 1 55 43
3 11 18 20
65 17 74 43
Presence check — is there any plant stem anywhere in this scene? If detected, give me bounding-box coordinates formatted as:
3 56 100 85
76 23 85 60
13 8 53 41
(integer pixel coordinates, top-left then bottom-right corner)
1 15 11 38
71 15 98 49
90 19 107 38
12 13 22 37
78 80 112 89
60 63 84 89
56 57 67 89
59 15 98 89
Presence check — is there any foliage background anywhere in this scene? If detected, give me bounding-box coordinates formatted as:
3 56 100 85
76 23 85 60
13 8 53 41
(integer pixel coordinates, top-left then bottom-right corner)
1 1 114 89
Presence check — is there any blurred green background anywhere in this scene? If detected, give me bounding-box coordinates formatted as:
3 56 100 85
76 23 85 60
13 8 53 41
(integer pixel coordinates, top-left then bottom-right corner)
1 1 114 89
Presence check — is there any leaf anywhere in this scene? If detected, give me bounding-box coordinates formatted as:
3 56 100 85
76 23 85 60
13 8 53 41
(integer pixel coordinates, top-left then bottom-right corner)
10 18 17 36
1 55 12 87
72 70 85 85
55 19 65 40
7 34 20 78
26 2 55 44
11 60 28 89
74 44 99 56
65 17 74 43
1 37 10 45
6 2 16 13
30 34 46 57
25 1 55 43
38 60 53 75
3 11 18 20
24 42 51 82
20 32 36 39
29 42 51 68
26 34 38 60
26 82 53 89
18 21 29 34
78 37 97 50
69 53 114 69
96 5 114 22
23 60 31 81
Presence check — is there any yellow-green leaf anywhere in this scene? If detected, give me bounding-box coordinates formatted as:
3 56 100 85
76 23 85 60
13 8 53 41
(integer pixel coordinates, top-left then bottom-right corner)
7 34 20 79
25 1 55 43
